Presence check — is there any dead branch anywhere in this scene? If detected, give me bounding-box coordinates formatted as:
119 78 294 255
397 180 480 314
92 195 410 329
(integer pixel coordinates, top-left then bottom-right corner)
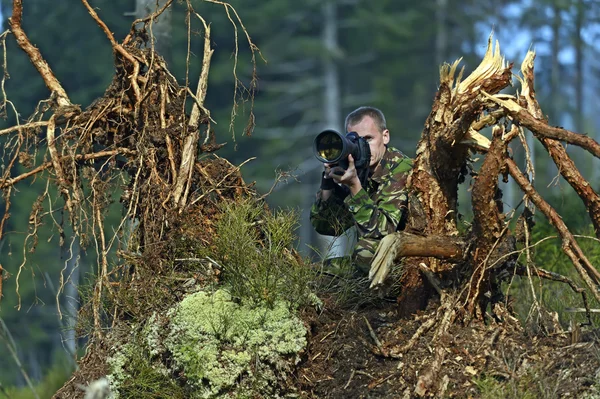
46 115 76 218
0 121 49 137
378 293 458 369
506 158 600 301
482 91 600 159
512 263 592 325
369 232 464 287
363 316 382 348
419 263 444 297
415 346 446 397
9 0 71 107
0 187 11 242
172 12 214 209
189 13 214 128
513 110 600 158
540 139 600 236
0 148 136 189
514 51 600 236
414 292 462 397
381 317 436 359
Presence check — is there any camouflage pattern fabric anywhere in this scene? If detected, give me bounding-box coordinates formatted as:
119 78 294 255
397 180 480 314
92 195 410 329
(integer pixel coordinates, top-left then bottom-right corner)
310 146 413 274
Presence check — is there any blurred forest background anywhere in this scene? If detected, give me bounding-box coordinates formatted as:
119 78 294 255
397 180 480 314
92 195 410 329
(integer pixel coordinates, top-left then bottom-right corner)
1 0 600 393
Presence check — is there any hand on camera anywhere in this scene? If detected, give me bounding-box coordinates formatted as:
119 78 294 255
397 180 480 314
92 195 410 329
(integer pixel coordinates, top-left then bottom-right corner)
325 155 361 195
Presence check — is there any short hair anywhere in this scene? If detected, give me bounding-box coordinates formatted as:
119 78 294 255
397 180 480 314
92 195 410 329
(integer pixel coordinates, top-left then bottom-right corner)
345 106 387 132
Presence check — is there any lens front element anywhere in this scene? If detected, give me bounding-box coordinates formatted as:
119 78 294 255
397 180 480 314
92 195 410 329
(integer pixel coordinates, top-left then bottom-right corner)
315 131 344 162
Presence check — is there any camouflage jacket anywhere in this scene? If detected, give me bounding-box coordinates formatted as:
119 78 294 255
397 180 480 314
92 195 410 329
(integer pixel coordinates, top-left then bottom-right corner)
310 146 413 269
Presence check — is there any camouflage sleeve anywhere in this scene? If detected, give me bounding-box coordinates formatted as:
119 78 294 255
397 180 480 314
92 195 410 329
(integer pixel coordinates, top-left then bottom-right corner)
310 184 354 236
344 158 412 239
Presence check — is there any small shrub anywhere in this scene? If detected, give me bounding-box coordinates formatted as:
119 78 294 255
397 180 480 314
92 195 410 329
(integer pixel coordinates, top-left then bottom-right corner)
505 220 600 328
475 366 566 399
106 339 187 399
213 198 314 308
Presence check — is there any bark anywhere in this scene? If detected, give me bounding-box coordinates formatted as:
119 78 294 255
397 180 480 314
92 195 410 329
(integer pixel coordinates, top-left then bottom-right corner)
468 125 515 317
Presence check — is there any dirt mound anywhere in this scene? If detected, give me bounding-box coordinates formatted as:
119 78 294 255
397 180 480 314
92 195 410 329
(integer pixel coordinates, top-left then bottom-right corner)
298 294 600 398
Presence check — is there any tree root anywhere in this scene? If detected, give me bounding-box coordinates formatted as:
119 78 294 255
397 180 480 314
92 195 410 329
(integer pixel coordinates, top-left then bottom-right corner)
507 158 600 301
9 0 71 107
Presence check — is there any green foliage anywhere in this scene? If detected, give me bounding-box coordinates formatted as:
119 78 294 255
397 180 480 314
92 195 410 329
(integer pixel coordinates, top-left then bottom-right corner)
506 217 600 328
2 356 73 399
107 289 307 399
475 353 600 399
106 342 186 399
582 371 600 399
213 198 314 308
474 368 564 399
311 255 399 309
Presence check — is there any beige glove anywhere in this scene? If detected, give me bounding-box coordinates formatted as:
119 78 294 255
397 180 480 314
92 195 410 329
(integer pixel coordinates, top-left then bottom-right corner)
368 233 401 288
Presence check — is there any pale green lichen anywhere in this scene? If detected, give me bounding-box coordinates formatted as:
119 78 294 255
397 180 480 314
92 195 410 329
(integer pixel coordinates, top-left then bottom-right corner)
143 312 164 357
105 288 307 398
165 288 307 398
106 343 133 399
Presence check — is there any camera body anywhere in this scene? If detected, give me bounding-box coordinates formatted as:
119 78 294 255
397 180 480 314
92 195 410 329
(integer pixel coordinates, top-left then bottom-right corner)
313 129 371 171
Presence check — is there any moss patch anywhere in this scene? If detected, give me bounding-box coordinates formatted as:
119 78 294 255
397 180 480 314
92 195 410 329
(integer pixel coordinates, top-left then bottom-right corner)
107 289 307 399
165 289 306 398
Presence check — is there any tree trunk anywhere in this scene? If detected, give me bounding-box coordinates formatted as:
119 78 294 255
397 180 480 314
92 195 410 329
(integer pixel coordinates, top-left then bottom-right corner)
317 0 349 259
548 3 562 183
574 0 584 134
435 0 448 68
61 236 80 366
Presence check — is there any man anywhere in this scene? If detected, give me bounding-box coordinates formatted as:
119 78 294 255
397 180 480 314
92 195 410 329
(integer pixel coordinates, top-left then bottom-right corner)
310 106 413 275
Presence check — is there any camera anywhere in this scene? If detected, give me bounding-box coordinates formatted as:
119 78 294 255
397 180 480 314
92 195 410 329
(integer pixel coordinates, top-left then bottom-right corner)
313 129 371 171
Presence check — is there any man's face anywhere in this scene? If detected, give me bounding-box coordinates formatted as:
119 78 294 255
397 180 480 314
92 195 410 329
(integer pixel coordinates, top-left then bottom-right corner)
347 116 390 167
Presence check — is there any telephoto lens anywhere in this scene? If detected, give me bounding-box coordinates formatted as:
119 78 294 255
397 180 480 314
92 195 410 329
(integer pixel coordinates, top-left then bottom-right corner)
313 129 370 171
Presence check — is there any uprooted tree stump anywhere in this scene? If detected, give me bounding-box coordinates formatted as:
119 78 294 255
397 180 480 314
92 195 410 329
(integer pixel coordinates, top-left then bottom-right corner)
364 37 600 396
1 0 600 397
371 37 600 311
